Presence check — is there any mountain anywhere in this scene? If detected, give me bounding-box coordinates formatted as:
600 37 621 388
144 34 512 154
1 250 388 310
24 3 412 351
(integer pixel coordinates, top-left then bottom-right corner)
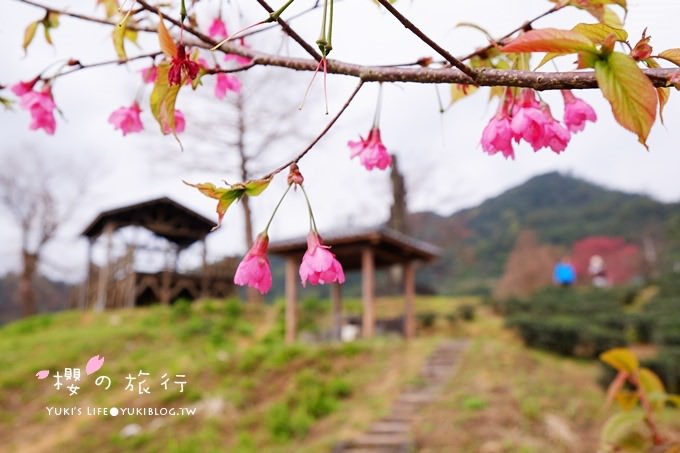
410 172 680 294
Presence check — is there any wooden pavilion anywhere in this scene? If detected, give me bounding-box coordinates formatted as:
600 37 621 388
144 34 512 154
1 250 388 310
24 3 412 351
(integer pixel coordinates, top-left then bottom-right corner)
81 197 234 309
269 226 439 344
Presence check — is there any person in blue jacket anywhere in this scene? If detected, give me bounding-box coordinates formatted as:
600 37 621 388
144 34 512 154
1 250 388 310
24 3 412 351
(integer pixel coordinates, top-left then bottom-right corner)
553 257 576 287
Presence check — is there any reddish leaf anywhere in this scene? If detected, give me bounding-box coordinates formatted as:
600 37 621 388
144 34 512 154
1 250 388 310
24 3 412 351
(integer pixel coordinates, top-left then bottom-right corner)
594 52 657 148
158 14 177 58
502 28 596 54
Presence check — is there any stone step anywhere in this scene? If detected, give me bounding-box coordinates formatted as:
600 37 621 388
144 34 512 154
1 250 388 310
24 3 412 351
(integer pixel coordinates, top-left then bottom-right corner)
346 433 411 448
367 421 411 434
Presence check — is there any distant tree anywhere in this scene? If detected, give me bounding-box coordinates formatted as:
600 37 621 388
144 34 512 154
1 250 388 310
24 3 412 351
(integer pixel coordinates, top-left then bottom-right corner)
0 149 89 317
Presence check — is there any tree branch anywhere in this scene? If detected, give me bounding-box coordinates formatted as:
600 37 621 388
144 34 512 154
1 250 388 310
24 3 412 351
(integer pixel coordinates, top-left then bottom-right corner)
374 0 477 83
458 4 564 62
15 0 157 33
254 0 323 61
263 80 364 180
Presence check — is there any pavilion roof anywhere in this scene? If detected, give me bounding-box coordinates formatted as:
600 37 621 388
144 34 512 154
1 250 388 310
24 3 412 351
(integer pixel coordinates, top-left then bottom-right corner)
81 197 215 248
268 226 439 270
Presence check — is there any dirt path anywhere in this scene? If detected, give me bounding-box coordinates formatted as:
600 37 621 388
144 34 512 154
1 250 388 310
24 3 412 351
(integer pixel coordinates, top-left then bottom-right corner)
332 339 469 453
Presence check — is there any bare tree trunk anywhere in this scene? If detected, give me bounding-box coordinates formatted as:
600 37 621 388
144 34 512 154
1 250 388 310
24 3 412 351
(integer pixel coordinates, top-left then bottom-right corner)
19 251 38 317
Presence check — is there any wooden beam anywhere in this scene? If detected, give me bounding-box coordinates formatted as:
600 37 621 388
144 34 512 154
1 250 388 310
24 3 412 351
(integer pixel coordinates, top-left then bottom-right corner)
404 261 416 340
362 247 376 338
331 283 343 341
285 256 298 344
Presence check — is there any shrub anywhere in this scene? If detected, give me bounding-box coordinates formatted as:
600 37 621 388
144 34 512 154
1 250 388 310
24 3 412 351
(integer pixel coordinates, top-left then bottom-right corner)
416 312 437 328
457 304 476 321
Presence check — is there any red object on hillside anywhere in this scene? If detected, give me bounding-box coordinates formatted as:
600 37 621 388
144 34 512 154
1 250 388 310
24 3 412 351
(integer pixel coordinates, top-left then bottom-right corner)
571 236 643 286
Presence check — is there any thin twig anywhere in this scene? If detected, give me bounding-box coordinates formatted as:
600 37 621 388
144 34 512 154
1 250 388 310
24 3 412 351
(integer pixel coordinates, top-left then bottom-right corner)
263 80 364 180
458 5 563 61
374 0 477 83
50 52 162 79
241 0 342 39
15 0 157 33
255 0 323 61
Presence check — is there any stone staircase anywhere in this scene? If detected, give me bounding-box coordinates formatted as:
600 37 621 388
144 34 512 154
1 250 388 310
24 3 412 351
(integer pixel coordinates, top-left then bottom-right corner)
332 340 469 453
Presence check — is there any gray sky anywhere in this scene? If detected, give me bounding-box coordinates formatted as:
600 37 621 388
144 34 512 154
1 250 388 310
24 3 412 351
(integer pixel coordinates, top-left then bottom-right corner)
2 0 680 282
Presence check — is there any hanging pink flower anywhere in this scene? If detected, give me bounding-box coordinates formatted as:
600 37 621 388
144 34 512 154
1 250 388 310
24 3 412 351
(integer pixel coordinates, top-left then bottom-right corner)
540 105 571 153
140 65 158 84
11 78 38 96
19 86 56 135
481 100 515 159
299 231 345 287
108 102 144 136
162 109 185 135
168 45 200 85
208 17 228 40
214 73 241 99
348 127 392 171
224 38 253 65
511 90 550 151
234 234 272 294
562 90 597 133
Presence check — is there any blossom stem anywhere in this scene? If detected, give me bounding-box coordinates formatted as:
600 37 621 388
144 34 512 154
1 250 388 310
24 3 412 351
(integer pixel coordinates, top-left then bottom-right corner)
300 184 319 233
271 0 296 21
372 82 384 127
264 183 293 234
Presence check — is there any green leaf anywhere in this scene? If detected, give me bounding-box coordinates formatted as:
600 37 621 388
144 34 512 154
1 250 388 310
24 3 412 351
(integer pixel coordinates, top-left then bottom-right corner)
97 0 119 19
502 28 597 54
600 411 647 451
43 24 53 45
594 52 657 148
183 179 271 229
658 49 680 67
600 348 639 373
149 63 181 135
572 23 627 45
0 96 14 110
22 21 39 53
113 16 129 60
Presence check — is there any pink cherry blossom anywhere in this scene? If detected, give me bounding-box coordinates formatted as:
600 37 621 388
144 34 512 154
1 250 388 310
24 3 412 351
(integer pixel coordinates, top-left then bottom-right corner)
140 66 157 84
168 45 199 85
234 234 272 294
11 78 38 96
299 232 345 287
208 17 228 40
162 109 185 135
214 73 241 99
511 90 550 150
108 102 144 136
562 90 597 133
539 105 571 153
19 87 56 135
348 127 392 171
481 103 515 159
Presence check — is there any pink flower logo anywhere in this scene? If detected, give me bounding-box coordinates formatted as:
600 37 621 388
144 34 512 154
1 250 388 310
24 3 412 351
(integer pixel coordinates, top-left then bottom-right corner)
36 370 50 380
299 232 345 287
85 355 105 375
234 234 273 294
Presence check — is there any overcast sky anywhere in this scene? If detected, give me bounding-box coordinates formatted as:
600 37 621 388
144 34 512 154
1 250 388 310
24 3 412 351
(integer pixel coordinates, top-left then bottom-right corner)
2 0 680 282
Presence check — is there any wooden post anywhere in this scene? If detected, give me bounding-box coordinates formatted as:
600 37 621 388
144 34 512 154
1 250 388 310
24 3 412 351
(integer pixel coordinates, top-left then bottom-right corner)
200 238 208 297
160 244 172 305
362 247 375 338
285 256 298 344
94 223 114 311
80 238 94 309
404 261 416 340
331 283 343 341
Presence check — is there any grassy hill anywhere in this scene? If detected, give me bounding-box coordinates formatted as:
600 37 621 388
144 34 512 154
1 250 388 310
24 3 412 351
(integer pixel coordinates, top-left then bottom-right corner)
2 296 679 452
411 172 680 294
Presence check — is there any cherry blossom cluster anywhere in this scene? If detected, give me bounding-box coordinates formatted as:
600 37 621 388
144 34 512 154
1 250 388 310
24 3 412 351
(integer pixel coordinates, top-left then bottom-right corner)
481 89 597 159
11 78 57 135
233 166 345 295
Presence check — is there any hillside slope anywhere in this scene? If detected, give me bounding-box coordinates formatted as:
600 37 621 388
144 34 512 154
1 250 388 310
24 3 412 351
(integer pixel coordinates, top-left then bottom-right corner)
410 172 679 294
